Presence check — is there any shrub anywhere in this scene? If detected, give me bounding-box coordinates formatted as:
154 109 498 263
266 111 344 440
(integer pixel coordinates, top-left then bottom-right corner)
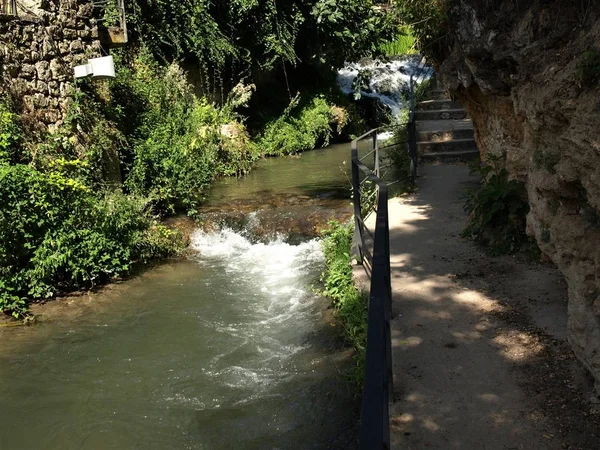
380 27 417 56
463 156 530 255
259 95 343 156
114 55 259 216
391 0 449 54
577 49 600 86
0 102 22 165
0 164 182 317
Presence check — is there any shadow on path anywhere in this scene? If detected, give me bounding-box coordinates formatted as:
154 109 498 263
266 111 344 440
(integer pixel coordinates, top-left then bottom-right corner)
387 164 599 450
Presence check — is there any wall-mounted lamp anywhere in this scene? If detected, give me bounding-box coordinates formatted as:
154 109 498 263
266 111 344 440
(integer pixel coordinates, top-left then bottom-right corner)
74 55 115 79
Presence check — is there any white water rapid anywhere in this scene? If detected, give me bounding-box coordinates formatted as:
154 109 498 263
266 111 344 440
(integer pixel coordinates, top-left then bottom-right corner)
337 55 431 123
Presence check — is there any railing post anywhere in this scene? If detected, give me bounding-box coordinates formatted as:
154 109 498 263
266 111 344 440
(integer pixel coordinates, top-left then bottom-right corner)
373 132 380 178
408 119 417 184
351 142 363 263
408 73 418 184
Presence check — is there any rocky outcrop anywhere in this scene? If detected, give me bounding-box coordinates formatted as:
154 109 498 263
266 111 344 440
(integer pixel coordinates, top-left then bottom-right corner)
433 0 600 389
0 0 101 129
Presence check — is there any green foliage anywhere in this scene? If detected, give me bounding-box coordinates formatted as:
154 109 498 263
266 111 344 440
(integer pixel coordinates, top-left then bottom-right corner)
127 0 391 90
351 69 373 101
320 221 367 384
577 49 600 86
391 0 449 53
0 102 22 165
31 87 126 189
379 26 417 56
463 156 530 255
309 0 392 67
258 95 343 156
54 50 259 217
0 164 182 317
118 58 259 215
414 77 433 103
103 0 122 27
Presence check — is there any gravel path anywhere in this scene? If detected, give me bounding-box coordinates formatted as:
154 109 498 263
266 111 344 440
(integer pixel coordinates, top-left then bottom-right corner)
385 164 600 450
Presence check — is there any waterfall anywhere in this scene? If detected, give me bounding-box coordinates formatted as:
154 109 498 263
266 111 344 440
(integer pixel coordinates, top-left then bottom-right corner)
337 55 431 123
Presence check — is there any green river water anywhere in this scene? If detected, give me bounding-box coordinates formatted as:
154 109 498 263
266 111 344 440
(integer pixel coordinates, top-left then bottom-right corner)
0 143 360 450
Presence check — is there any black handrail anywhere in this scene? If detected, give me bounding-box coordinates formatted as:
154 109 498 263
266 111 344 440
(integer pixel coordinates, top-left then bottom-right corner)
351 144 393 450
352 56 432 450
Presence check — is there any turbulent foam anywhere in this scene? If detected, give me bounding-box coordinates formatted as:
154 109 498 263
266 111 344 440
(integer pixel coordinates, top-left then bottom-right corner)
189 228 323 382
190 228 323 275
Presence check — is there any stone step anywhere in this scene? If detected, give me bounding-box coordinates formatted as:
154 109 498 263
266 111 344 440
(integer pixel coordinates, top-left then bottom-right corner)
417 126 475 142
417 99 462 111
417 138 477 154
428 89 449 100
414 109 467 121
420 149 480 162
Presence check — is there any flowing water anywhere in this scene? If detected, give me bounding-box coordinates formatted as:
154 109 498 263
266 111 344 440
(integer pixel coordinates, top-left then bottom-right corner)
0 56 425 448
337 55 432 137
0 143 359 450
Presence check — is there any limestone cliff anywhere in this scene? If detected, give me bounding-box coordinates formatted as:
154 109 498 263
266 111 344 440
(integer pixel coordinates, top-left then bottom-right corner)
433 0 600 388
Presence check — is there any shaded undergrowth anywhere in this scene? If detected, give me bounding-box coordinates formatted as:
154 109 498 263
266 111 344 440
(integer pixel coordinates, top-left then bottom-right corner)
462 156 531 255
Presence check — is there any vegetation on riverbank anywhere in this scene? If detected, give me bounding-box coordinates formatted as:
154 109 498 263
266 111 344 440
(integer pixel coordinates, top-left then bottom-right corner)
1 1 419 318
320 221 368 384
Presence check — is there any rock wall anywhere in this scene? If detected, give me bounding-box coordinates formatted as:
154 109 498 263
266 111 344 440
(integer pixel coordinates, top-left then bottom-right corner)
0 0 101 129
434 0 600 389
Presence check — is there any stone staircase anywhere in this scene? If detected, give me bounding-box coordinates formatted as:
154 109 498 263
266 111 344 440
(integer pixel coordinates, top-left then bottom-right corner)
416 89 480 161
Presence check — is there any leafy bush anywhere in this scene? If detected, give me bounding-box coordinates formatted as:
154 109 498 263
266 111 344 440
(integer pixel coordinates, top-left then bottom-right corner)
380 26 417 56
577 49 600 86
321 221 367 384
127 56 258 215
127 0 391 84
0 102 22 164
70 50 260 217
0 163 182 317
391 0 449 54
259 95 343 156
463 157 530 255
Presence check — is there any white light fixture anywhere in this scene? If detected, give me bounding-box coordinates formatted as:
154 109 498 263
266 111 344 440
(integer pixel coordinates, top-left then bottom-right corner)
74 63 92 78
74 56 115 79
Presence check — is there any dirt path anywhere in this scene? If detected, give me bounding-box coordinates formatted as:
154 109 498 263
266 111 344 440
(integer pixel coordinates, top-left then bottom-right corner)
387 164 600 449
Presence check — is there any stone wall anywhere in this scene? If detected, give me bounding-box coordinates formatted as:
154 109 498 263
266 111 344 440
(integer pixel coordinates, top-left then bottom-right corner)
0 0 101 129
433 0 600 390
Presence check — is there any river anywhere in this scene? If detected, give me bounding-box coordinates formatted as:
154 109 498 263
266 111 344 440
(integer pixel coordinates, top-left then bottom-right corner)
0 55 428 449
0 143 360 450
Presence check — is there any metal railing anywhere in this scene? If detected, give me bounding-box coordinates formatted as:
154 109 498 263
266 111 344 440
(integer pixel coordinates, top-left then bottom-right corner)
351 142 393 449
352 56 433 450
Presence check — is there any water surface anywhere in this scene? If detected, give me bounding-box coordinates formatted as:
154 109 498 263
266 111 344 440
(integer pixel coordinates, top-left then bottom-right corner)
0 145 359 450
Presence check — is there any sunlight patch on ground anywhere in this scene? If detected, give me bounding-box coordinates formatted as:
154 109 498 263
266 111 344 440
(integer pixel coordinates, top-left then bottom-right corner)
492 331 544 362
